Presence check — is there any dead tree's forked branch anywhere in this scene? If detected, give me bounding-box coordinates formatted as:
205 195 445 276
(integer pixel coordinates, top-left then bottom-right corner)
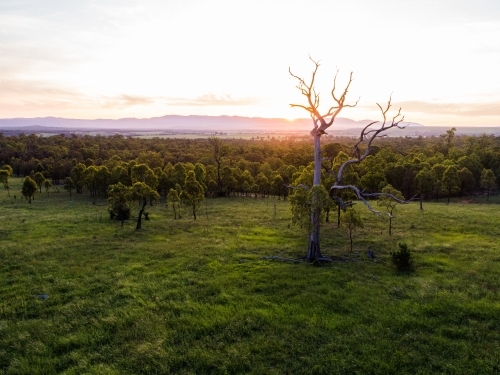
335 95 405 187
329 96 410 214
289 56 359 135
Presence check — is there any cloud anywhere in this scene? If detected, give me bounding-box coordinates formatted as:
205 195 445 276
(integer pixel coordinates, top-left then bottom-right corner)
166 93 261 107
398 100 500 117
101 94 155 108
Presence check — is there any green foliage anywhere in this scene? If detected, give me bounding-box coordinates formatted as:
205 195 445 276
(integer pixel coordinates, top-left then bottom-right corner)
415 167 435 197
33 171 46 193
181 171 205 220
378 184 404 213
44 180 52 196
63 176 76 196
0 169 10 192
167 188 181 219
390 242 414 272
441 165 460 202
128 181 160 203
107 182 131 223
21 176 37 203
480 168 496 196
341 207 364 251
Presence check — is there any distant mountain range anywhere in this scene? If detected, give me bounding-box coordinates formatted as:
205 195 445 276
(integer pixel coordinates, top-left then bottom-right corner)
0 115 422 133
2 115 500 137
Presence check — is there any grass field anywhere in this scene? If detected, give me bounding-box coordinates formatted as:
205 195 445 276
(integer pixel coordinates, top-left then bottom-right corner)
1 178 500 374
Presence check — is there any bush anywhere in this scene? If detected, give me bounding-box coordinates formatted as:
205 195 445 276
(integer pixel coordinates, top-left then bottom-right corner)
391 242 413 272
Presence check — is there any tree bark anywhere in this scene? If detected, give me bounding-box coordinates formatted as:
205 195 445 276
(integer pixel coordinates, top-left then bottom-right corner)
306 133 324 261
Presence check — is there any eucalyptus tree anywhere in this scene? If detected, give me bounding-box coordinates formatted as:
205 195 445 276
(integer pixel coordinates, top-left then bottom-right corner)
181 171 205 220
415 168 435 210
480 168 497 201
22 176 38 203
34 172 46 193
108 182 131 226
44 180 52 197
377 184 404 235
0 165 12 195
441 165 460 204
167 188 181 219
71 163 86 194
342 207 363 252
289 57 407 261
129 182 160 229
457 167 475 198
208 136 230 193
431 164 446 201
254 172 269 197
64 177 76 197
83 165 98 198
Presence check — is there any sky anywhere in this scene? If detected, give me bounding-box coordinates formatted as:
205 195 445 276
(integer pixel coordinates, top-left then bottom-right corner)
1 0 500 126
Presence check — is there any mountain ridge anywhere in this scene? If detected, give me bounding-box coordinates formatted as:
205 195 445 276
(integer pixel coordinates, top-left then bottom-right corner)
0 115 422 132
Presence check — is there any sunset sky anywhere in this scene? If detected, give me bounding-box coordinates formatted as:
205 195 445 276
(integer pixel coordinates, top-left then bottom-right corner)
1 0 500 126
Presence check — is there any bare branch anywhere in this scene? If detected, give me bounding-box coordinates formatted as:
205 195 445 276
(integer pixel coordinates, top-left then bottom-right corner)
289 60 357 135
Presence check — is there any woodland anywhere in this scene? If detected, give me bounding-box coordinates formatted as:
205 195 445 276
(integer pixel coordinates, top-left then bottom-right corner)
0 127 499 216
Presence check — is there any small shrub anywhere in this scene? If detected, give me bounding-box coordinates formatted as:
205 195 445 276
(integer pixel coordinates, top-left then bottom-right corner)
391 242 413 272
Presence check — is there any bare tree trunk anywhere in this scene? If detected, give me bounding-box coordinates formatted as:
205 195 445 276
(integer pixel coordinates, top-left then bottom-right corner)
420 195 423 210
306 133 324 261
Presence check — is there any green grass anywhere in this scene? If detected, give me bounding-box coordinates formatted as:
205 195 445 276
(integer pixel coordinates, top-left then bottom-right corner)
1 178 500 374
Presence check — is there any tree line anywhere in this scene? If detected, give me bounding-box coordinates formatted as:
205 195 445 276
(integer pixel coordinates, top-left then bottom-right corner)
1 129 499 215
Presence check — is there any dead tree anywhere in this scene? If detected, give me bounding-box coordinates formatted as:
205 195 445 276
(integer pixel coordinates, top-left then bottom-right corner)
290 57 408 262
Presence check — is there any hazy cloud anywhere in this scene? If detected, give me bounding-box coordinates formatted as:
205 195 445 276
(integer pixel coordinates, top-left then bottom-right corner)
101 94 155 108
167 93 261 107
398 100 500 117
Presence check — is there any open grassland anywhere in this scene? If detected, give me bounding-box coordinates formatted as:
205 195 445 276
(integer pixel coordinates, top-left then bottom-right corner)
1 178 500 374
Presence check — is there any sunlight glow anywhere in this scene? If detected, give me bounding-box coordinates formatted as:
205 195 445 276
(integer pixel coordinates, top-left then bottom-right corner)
1 0 500 126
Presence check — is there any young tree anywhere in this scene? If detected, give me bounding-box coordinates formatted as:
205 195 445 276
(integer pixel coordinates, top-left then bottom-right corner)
167 188 181 219
34 172 46 193
128 182 160 229
415 168 435 210
377 184 404 235
64 177 76 197
289 58 406 261
181 171 205 220
108 182 131 226
44 180 52 197
0 166 11 196
342 207 363 252
21 176 37 203
70 163 86 194
480 168 497 202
